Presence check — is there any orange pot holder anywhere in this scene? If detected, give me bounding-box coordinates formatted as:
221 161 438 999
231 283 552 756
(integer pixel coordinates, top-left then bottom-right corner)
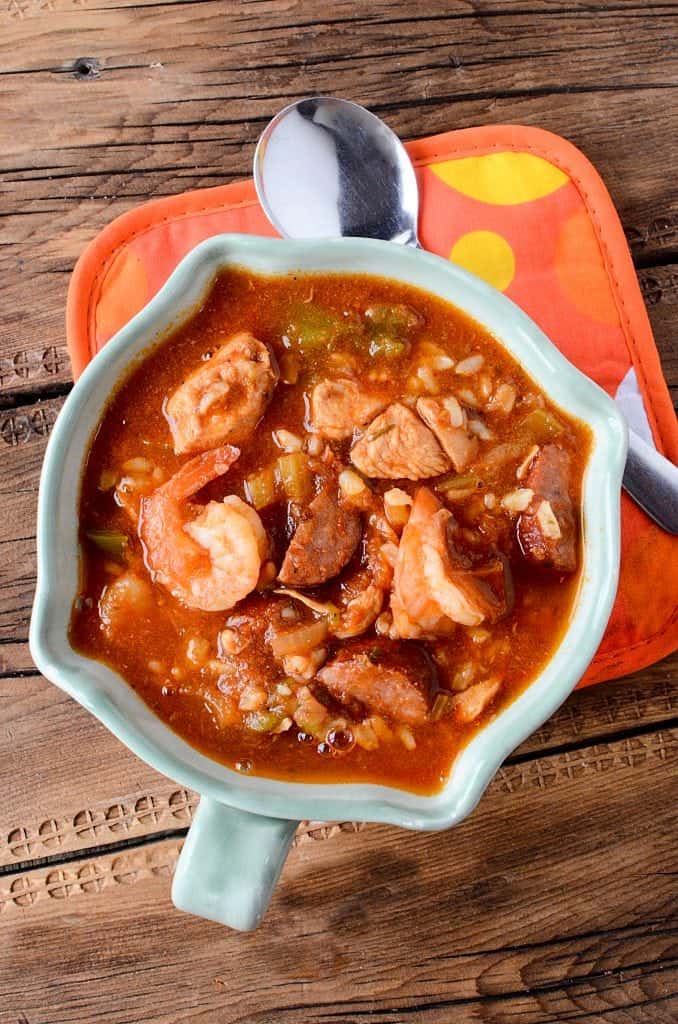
66 124 678 687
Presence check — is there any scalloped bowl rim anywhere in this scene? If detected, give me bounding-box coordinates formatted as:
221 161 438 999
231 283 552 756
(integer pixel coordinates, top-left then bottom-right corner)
29 234 627 831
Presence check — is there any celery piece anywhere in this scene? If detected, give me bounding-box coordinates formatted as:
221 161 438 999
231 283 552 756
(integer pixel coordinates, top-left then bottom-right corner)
430 691 454 722
276 452 313 503
364 302 423 332
284 303 342 352
520 408 564 443
84 529 128 560
436 472 479 493
368 333 408 358
245 464 278 509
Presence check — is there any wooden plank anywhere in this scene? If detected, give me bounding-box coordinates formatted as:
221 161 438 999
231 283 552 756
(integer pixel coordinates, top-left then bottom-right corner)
1 105 677 400
1 674 197 868
0 3 676 232
0 396 61 677
6 0 677 18
0 395 62 671
641 265 678 405
2 2 676 116
0 642 33 674
2 666 676 868
1 725 676 1023
2 83 676 249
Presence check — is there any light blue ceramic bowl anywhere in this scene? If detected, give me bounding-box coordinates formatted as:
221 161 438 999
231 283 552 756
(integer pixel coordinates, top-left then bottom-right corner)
30 235 627 931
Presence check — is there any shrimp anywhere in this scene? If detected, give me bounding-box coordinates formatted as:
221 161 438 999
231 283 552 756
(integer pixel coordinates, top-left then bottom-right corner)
138 445 269 612
391 487 506 638
330 507 399 637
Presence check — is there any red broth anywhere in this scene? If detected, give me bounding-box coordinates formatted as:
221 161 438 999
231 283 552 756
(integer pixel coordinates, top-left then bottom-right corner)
71 268 589 793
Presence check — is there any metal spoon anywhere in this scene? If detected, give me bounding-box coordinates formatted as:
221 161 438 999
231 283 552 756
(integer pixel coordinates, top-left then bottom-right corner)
254 96 420 246
254 96 678 534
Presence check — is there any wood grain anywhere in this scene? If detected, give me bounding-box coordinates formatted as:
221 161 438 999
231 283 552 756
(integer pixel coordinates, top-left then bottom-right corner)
2 667 677 868
1 725 676 1023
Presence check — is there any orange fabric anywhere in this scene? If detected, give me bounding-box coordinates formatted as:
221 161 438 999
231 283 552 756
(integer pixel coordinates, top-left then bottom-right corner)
66 124 678 687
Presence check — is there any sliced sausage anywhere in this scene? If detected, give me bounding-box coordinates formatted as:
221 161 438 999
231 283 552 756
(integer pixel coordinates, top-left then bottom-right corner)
318 653 428 725
517 445 577 572
278 484 361 586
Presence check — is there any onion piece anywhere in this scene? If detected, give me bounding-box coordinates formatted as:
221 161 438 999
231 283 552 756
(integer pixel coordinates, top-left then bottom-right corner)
245 464 277 509
268 617 329 659
274 588 340 627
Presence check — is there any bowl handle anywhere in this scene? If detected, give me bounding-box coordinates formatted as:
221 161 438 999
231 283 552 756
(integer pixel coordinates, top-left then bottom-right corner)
171 796 298 930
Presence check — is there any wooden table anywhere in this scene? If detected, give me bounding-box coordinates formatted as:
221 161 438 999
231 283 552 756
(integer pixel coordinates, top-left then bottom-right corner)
2 2 677 1021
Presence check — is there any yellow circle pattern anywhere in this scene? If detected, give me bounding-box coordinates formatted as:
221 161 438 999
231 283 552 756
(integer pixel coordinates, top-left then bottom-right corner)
431 152 569 205
450 231 516 292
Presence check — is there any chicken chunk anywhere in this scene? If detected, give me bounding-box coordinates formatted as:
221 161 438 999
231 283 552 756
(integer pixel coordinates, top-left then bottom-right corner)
351 403 450 480
164 332 279 455
391 487 508 638
416 395 479 472
278 483 362 586
318 653 428 725
310 378 388 440
452 677 501 723
517 445 577 572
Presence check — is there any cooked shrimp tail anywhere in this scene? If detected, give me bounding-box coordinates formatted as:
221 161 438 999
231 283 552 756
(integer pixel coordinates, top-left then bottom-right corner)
138 444 269 612
161 444 241 502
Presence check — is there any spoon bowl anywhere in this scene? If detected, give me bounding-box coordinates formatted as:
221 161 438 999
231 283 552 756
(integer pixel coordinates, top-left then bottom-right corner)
254 96 420 245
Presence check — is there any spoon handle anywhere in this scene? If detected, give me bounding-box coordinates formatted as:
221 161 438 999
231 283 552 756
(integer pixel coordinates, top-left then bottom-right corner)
623 428 678 534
